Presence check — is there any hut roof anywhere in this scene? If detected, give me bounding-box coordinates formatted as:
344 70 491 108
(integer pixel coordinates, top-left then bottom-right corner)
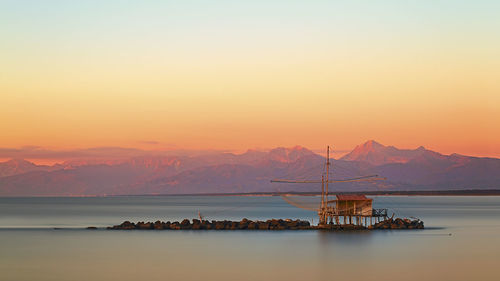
336 194 370 201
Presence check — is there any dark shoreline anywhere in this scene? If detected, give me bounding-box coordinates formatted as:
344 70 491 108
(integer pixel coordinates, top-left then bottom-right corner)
237 189 500 197
115 189 500 197
2 189 500 198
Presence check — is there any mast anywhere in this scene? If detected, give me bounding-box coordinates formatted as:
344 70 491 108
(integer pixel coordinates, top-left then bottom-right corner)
321 174 325 209
326 146 330 201
270 144 385 226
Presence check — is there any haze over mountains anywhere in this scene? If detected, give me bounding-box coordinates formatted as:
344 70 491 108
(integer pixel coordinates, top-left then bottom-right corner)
0 141 499 196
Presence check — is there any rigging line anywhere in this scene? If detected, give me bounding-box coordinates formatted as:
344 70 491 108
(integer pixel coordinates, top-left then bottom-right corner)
271 175 384 183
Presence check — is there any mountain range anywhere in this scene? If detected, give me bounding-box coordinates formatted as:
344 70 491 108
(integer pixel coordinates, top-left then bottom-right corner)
0 141 499 196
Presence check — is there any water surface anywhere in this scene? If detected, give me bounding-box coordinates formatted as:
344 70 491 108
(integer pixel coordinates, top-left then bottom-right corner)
1 196 499 281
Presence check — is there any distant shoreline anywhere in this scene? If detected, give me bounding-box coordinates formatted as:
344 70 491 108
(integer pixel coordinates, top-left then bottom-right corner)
180 189 500 197
3 189 500 198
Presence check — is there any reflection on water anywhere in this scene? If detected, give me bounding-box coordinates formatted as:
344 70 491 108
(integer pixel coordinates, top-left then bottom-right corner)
1 196 499 281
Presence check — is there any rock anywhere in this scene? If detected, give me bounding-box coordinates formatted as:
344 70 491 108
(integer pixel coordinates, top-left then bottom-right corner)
370 217 424 230
137 222 153 229
153 220 164 230
180 219 191 229
201 220 212 230
170 222 181 230
342 224 356 230
87 226 97 230
115 221 136 230
192 219 202 229
238 220 248 229
230 222 238 230
330 224 342 230
299 221 310 227
106 217 421 231
416 220 424 229
215 221 226 230
257 222 270 230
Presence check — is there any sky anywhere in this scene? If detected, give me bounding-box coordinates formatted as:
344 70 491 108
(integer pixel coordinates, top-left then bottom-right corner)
1 0 499 162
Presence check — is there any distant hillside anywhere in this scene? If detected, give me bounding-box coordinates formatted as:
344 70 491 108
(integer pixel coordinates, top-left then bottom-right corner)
342 140 500 190
341 140 434 165
0 142 499 196
0 159 59 177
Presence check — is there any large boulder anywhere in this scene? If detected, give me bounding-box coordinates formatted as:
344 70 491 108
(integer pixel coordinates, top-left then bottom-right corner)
153 220 164 230
230 222 239 230
170 222 181 230
215 221 226 230
117 221 136 230
137 222 153 229
299 220 310 227
247 222 257 230
180 219 191 229
238 219 249 229
257 222 270 230
201 220 212 230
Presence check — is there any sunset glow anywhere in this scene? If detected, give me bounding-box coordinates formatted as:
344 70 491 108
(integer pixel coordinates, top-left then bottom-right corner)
1 0 499 159
2 3 500 281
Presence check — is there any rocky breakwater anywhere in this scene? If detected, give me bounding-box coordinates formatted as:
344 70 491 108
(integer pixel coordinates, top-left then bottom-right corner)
104 217 424 231
107 218 312 230
370 218 424 229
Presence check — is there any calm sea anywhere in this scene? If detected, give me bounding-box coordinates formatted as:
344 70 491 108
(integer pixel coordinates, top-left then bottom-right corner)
1 196 499 281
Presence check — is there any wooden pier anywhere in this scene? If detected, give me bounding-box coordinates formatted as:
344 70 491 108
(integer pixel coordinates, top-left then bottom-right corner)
319 194 388 227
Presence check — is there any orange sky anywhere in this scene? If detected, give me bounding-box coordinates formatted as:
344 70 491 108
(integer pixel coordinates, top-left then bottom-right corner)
1 1 499 160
